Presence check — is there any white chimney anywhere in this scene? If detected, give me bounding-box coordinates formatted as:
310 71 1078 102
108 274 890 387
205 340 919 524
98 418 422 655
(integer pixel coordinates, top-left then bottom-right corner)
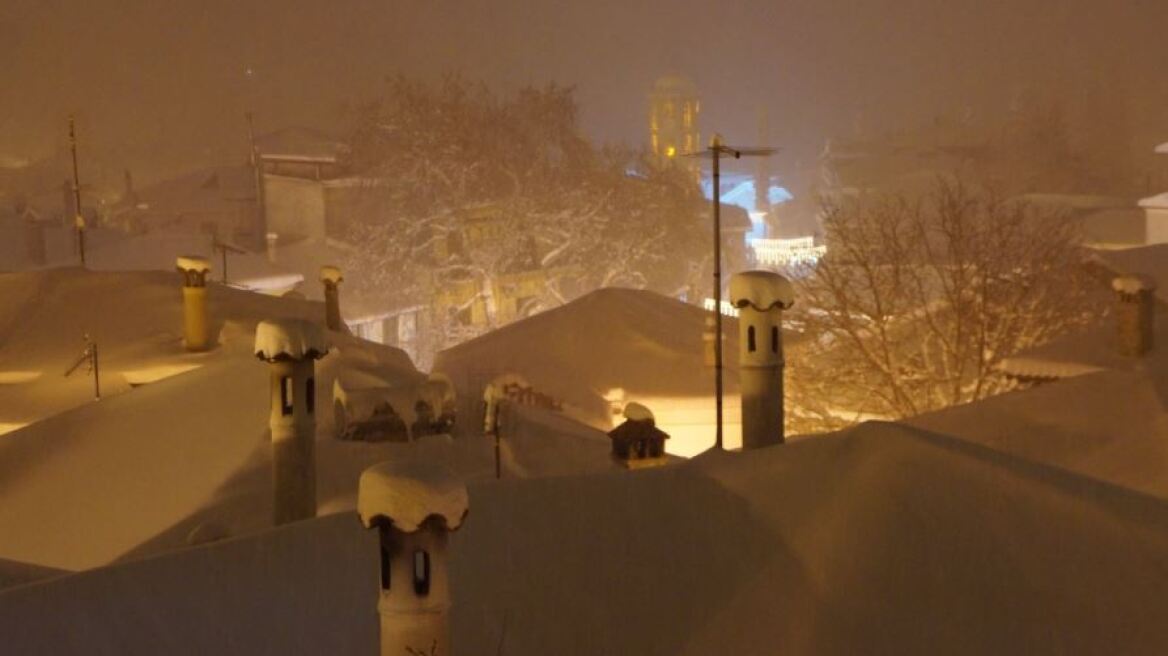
254 319 330 524
358 461 468 656
729 270 795 449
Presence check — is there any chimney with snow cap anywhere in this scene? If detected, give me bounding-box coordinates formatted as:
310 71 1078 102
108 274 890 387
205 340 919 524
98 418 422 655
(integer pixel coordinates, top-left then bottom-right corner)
1113 274 1156 357
254 318 330 524
265 232 279 263
729 270 794 449
358 460 468 656
320 265 344 331
176 255 212 351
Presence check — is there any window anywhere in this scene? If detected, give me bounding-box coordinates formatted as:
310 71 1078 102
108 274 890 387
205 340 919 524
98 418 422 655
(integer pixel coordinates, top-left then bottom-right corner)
379 525 391 591
747 325 756 352
771 326 779 354
280 376 293 416
379 545 392 591
306 377 315 415
413 550 431 596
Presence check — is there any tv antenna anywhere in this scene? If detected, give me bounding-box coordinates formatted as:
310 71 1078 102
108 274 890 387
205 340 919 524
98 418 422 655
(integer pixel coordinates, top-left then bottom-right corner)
685 134 778 450
64 333 101 401
212 236 247 283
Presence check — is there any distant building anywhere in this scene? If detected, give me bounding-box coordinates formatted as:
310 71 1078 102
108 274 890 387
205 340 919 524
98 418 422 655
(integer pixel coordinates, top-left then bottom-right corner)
1140 142 1168 245
649 75 700 172
255 127 362 243
115 165 261 244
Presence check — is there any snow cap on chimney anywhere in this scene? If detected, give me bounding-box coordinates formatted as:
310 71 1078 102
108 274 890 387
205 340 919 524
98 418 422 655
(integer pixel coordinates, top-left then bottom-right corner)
358 460 468 532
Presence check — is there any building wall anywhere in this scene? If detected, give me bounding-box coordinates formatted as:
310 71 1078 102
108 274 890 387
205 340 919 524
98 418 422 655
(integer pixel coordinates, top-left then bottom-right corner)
1145 207 1168 245
264 175 327 240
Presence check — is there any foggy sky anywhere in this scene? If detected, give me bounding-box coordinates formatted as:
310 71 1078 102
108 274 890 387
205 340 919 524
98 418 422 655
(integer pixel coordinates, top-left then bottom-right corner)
2 0 1166 186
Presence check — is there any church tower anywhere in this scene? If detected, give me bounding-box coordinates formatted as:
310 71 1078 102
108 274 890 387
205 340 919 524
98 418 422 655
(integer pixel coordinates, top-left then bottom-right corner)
649 75 700 172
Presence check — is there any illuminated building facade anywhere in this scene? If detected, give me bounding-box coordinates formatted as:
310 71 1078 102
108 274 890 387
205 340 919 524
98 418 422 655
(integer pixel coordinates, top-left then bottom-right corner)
649 75 700 171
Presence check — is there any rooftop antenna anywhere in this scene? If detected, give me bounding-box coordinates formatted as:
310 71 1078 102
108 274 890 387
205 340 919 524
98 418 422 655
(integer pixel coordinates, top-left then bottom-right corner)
246 111 267 246
212 236 246 283
64 333 100 401
68 116 86 266
685 134 777 450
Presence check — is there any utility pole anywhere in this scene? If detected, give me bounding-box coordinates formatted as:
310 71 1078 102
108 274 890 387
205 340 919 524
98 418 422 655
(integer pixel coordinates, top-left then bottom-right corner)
686 134 776 450
246 112 266 248
68 116 86 266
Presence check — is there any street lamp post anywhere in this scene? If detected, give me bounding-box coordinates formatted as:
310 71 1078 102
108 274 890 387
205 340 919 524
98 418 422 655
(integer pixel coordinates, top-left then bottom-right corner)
687 134 776 450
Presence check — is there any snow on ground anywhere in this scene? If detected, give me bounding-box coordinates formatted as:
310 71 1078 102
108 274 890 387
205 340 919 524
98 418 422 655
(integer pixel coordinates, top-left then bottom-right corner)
4 421 1168 654
436 287 804 455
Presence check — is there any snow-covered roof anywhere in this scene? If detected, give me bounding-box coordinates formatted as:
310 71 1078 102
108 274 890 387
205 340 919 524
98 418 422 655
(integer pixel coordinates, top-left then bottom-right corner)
1155 142 1168 155
254 318 330 361
1112 274 1157 294
1139 192 1168 210
12 421 1168 653
319 265 343 284
175 255 211 273
357 460 468 532
1094 245 1168 303
729 270 795 311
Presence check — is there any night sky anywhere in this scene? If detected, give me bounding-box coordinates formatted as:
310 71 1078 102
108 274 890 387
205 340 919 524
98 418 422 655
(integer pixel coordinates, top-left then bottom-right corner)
2 0 1165 183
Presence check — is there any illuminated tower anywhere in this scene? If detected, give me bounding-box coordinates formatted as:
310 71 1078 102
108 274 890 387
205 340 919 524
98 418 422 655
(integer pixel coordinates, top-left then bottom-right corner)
649 75 700 171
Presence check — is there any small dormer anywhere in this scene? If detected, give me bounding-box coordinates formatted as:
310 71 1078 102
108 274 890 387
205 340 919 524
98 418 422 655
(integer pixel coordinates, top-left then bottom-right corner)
608 402 670 469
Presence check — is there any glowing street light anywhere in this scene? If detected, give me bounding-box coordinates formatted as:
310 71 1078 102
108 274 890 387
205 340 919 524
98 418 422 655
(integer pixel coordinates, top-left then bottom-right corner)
686 134 777 450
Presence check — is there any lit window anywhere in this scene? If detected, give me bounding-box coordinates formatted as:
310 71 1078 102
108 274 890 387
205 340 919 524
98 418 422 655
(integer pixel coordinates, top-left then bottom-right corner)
413 550 431 596
280 377 294 416
747 326 756 352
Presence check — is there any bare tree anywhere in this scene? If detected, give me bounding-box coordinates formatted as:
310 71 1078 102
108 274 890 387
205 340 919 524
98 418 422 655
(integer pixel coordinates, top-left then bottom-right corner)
787 179 1101 432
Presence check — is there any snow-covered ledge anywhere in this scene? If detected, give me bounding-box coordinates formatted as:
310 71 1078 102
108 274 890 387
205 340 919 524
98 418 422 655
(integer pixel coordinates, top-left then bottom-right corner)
358 460 468 532
254 319 330 362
